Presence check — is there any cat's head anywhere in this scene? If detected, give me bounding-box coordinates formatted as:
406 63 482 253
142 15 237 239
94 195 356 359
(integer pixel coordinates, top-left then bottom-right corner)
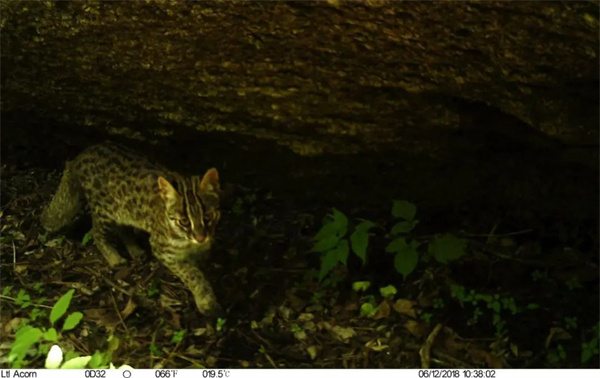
157 168 221 252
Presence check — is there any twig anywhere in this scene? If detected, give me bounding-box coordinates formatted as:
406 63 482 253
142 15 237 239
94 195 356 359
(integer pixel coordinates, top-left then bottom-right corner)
171 353 206 368
109 291 129 334
420 323 443 369
0 295 53 309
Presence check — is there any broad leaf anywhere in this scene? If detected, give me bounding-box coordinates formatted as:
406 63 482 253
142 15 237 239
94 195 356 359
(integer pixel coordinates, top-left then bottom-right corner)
313 221 339 241
391 200 416 220
355 220 375 232
352 281 371 292
334 240 350 266
390 220 419 234
350 222 374 264
385 237 407 254
319 249 340 281
428 234 467 264
44 328 58 342
360 302 377 318
9 326 43 363
379 285 397 298
311 234 340 252
88 350 105 369
331 208 348 237
50 289 75 325
61 356 92 369
62 312 83 331
394 248 418 279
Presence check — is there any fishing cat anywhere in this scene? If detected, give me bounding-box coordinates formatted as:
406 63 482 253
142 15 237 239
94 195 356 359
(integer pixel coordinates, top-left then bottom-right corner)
41 142 221 316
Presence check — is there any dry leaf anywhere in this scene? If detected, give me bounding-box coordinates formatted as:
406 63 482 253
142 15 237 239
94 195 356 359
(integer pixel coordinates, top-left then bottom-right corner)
374 300 391 319
365 339 389 351
404 319 428 338
120 296 137 319
330 325 356 342
393 298 417 317
545 327 572 348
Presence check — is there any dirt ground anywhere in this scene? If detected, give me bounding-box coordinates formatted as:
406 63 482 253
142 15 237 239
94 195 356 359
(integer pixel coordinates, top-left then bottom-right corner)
1 113 598 368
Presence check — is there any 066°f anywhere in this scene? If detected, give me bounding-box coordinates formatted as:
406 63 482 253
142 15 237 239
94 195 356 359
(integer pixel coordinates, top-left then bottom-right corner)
155 370 178 378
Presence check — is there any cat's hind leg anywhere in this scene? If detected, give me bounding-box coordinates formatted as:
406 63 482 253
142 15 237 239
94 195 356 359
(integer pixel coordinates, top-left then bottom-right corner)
91 218 126 267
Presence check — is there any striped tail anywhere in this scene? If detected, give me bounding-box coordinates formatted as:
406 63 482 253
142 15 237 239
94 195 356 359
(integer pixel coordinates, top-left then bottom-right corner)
41 162 82 232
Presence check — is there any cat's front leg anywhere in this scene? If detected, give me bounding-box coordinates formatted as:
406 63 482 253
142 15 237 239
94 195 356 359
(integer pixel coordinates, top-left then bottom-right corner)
153 247 221 316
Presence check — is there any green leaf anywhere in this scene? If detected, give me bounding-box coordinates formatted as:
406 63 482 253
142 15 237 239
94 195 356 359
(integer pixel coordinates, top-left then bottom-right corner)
392 200 416 220
88 350 105 369
428 234 467 264
379 285 397 298
216 318 226 332
62 312 83 331
2 285 13 296
331 208 348 236
394 248 418 279
390 220 419 234
360 303 377 318
313 221 339 241
385 237 407 254
311 234 340 252
335 239 350 266
82 232 93 246
171 329 186 344
107 334 120 353
50 289 75 325
9 326 43 363
355 220 375 232
319 248 340 282
43 328 58 342
149 344 162 356
61 356 91 369
350 221 374 264
352 281 371 292
581 348 593 363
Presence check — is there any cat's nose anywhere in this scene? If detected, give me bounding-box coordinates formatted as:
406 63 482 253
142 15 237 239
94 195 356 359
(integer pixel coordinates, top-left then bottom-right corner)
194 234 207 243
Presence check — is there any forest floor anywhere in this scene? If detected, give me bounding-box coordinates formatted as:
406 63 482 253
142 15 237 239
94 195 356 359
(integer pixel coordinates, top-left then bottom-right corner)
1 115 599 368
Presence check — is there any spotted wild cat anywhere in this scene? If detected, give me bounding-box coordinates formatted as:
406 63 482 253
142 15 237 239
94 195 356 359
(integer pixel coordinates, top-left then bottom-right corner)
41 142 221 316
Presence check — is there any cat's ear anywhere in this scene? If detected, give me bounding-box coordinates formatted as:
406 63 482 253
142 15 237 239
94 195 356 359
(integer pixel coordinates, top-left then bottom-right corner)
200 168 220 192
157 176 178 203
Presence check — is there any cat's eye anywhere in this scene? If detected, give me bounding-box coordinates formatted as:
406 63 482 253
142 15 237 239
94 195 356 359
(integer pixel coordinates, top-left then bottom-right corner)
178 218 190 227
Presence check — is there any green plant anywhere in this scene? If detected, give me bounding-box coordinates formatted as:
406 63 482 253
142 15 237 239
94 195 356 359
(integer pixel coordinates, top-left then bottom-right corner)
421 313 433 323
149 344 162 356
385 201 467 279
547 344 567 364
581 322 599 363
311 201 468 283
311 208 375 282
14 289 32 309
8 288 123 369
564 316 578 330
216 317 227 332
360 295 378 318
565 277 583 290
9 289 83 368
81 232 93 246
379 285 397 298
450 284 539 337
170 330 186 344
352 281 371 292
